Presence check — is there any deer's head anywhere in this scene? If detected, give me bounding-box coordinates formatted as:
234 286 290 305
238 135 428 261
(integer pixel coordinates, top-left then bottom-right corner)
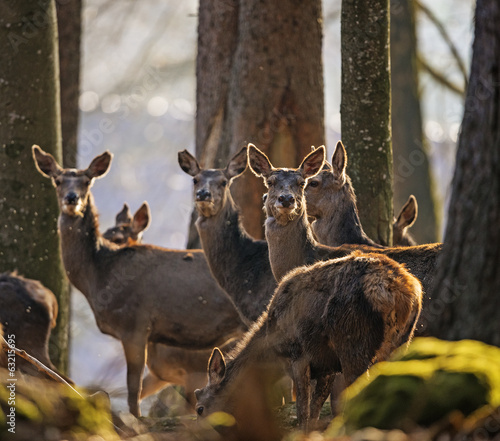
178 147 247 218
32 145 112 217
102 202 150 245
248 144 325 225
304 141 348 219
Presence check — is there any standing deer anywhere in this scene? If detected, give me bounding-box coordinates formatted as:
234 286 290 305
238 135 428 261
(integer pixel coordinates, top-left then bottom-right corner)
393 195 418 246
195 251 422 430
102 203 240 410
0 272 72 384
305 141 419 247
247 144 441 310
178 147 276 324
32 146 245 416
102 202 150 246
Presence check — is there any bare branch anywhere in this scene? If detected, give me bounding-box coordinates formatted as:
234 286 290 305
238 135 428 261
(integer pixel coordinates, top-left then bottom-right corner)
416 0 468 88
417 54 465 96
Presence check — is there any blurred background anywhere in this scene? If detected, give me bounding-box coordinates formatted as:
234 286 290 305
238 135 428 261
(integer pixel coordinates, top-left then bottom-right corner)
71 0 474 412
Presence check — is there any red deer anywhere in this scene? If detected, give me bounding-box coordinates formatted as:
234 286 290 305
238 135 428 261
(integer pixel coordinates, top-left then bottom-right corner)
102 202 150 246
195 251 422 430
103 204 240 410
178 147 277 324
32 146 245 416
305 141 419 247
247 144 441 331
0 272 72 383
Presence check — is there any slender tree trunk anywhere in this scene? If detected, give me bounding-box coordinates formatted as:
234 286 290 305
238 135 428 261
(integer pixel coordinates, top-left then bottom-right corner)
341 0 393 245
427 0 500 345
191 0 324 244
391 0 439 243
56 0 82 168
0 0 70 372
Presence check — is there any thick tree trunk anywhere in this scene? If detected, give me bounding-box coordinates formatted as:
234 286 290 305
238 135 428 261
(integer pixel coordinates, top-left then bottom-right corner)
191 0 324 244
56 0 81 168
341 0 393 245
391 0 439 243
427 0 500 345
0 0 70 372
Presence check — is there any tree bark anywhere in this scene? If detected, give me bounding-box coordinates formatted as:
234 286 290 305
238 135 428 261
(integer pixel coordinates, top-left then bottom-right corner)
0 0 70 372
341 0 393 245
427 0 500 345
391 0 439 243
56 0 81 168
191 0 325 244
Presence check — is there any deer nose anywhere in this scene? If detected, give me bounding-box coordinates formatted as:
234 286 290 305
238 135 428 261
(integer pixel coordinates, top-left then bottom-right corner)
196 189 211 201
278 194 295 208
65 192 78 205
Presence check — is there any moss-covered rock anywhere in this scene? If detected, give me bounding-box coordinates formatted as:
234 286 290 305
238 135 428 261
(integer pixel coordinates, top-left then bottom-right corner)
328 338 500 434
0 371 118 440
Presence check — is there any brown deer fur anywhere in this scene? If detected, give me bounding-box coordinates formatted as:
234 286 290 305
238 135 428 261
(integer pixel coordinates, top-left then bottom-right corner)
248 144 441 332
178 147 277 324
0 272 72 383
32 145 245 416
305 141 419 247
195 251 422 430
102 202 150 246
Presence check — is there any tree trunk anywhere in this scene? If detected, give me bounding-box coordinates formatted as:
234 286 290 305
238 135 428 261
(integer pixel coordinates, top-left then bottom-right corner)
390 0 439 243
341 0 393 245
0 0 70 372
427 0 500 345
56 0 82 168
191 0 325 245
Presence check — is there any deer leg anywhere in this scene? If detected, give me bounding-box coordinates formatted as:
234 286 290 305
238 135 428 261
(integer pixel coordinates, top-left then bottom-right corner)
291 360 311 431
310 374 335 421
329 373 346 416
122 337 147 417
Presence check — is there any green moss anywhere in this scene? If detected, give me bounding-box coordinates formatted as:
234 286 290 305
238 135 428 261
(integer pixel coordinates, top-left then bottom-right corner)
328 338 500 435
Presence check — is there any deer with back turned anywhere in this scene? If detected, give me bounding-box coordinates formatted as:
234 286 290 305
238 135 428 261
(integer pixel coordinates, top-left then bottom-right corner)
32 146 245 416
195 251 422 431
248 144 441 329
305 141 419 247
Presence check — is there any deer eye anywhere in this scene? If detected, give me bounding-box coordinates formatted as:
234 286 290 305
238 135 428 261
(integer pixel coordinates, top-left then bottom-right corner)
193 178 198 185
299 180 306 188
54 179 61 187
308 181 319 188
196 406 204 416
266 180 274 187
221 180 227 187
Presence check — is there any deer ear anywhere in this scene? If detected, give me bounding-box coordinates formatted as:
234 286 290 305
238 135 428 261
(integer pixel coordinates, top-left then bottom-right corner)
208 348 226 385
32 145 63 178
86 151 112 179
248 144 273 178
116 203 132 226
178 150 201 176
225 146 248 180
299 145 325 179
331 141 347 181
131 202 151 234
396 195 418 228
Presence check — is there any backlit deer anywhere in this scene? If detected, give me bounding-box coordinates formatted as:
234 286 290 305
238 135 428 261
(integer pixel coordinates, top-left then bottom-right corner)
102 204 240 409
305 141 418 247
195 251 422 430
0 272 72 383
393 195 418 246
32 146 245 416
102 202 150 245
178 147 277 324
248 144 441 320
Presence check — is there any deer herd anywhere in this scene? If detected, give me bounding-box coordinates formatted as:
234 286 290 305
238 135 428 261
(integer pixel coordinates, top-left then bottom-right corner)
0 141 441 431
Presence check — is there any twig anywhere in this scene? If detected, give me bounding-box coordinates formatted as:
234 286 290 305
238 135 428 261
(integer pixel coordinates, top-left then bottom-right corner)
416 0 468 89
418 54 465 96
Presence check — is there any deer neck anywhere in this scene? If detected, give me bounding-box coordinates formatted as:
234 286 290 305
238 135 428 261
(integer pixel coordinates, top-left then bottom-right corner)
311 179 377 247
57 193 104 300
264 205 319 282
196 193 274 323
